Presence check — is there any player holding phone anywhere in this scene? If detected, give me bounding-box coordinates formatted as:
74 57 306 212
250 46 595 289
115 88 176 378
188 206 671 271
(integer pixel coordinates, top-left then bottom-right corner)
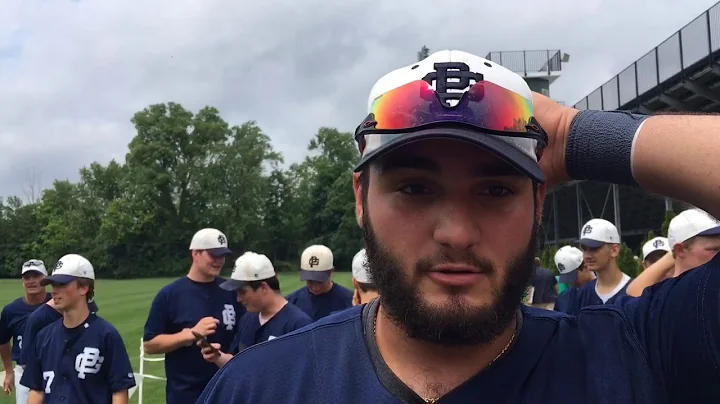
142 228 243 404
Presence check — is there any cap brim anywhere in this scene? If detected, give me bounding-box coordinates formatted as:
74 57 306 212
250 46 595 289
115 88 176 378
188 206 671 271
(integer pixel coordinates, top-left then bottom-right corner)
353 127 545 183
22 269 47 276
40 274 77 286
558 271 578 284
299 270 332 282
219 279 248 291
578 239 605 248
207 247 233 257
697 225 720 238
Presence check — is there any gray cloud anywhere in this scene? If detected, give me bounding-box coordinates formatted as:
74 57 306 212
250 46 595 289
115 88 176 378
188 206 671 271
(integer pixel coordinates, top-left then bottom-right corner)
0 0 717 199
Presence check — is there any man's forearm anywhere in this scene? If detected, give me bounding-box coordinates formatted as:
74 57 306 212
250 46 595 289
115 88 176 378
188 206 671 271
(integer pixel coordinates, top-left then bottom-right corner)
112 389 129 404
27 390 43 404
626 252 675 297
143 330 192 355
632 114 720 219
0 344 12 372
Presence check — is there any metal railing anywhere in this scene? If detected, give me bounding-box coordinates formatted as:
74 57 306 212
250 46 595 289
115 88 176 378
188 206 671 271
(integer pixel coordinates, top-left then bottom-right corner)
573 1 720 110
485 50 562 76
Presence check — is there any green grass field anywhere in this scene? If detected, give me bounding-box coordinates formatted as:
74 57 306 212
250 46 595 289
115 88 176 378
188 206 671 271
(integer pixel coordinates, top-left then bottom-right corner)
0 272 354 404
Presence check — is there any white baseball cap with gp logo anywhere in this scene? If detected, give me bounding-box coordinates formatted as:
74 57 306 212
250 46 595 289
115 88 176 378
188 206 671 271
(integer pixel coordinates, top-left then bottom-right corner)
642 237 671 260
40 254 95 286
667 208 720 247
300 245 334 282
351 249 371 284
578 219 620 248
189 228 232 257
220 252 276 291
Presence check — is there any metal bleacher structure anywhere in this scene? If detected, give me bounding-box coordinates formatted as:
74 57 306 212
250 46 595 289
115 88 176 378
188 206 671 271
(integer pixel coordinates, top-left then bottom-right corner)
488 1 720 251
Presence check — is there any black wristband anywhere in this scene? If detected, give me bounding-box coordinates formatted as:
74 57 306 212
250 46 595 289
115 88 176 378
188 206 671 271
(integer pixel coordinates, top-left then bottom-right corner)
565 110 648 186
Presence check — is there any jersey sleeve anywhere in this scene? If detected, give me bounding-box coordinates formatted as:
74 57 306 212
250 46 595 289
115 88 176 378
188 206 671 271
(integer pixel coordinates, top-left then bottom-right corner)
285 289 298 304
18 311 42 366
19 329 45 391
618 253 720 401
104 328 137 393
292 314 313 331
143 288 169 342
0 305 11 345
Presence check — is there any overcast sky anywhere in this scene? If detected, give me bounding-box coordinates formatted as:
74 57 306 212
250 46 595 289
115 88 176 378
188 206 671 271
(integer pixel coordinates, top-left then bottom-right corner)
1 0 718 200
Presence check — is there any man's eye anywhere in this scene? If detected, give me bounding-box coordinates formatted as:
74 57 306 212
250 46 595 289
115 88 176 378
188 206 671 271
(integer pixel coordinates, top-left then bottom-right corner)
398 184 431 195
481 186 513 197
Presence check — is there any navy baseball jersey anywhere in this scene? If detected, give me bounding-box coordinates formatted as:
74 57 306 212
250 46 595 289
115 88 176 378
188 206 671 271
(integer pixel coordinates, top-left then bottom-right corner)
0 293 51 362
231 303 312 353
553 287 579 315
143 276 245 404
198 253 720 404
559 278 631 316
285 283 353 321
20 314 135 404
18 300 99 366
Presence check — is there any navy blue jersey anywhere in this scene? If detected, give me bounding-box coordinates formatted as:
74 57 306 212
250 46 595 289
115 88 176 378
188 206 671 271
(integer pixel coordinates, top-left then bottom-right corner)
0 293 51 362
198 253 720 404
561 277 631 316
18 300 99 366
231 303 312 353
530 267 558 304
143 276 245 404
20 314 135 404
285 283 353 321
553 287 579 314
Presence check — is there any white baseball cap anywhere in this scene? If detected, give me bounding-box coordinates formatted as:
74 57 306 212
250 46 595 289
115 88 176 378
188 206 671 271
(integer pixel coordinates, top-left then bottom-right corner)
189 228 232 257
351 249 371 284
41 254 95 286
667 208 720 247
554 246 584 284
353 50 547 183
220 252 276 291
300 245 334 282
21 259 48 276
642 237 671 260
578 219 620 248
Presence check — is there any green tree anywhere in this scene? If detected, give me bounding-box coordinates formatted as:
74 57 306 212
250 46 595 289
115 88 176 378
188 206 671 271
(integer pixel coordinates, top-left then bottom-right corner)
661 209 677 237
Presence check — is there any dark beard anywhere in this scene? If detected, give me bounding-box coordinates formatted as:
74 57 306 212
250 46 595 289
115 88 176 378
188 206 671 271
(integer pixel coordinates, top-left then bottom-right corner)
363 209 537 346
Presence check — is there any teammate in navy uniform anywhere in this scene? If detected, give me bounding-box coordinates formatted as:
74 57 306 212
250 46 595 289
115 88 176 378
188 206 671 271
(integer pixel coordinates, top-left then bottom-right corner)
285 245 353 320
21 254 135 404
17 292 99 371
640 236 671 271
559 218 632 315
199 252 312 366
627 208 720 297
351 249 378 306
143 228 243 404
553 246 594 314
198 49 720 403
0 260 50 403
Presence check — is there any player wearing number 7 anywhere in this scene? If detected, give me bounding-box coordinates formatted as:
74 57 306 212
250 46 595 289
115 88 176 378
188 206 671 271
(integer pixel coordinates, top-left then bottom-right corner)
20 254 136 404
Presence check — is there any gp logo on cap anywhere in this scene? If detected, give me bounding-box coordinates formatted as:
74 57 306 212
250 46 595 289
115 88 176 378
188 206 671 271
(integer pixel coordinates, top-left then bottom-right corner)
308 256 320 268
582 225 593 236
653 239 664 248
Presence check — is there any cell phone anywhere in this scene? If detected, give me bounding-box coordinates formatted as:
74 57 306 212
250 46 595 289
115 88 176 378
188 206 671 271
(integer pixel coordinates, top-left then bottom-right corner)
192 331 218 353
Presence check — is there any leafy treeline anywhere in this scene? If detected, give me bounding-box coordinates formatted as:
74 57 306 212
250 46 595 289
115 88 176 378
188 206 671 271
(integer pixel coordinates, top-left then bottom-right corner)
0 103 361 278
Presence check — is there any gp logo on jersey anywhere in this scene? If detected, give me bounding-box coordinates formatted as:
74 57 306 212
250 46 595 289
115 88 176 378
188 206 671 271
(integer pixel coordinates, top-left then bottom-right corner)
75 347 104 379
222 304 236 331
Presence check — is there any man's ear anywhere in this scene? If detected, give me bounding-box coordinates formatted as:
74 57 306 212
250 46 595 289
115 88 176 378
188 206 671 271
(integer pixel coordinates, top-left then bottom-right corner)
353 172 364 228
